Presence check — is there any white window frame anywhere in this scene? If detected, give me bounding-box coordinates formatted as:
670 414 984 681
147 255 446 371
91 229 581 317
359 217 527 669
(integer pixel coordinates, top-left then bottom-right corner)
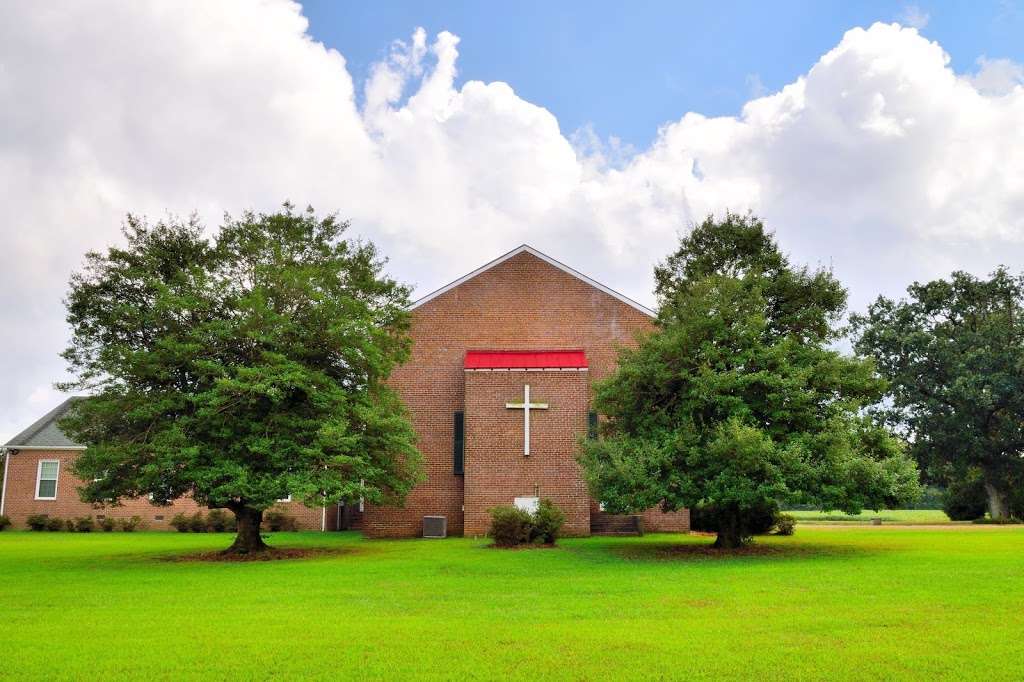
35 459 60 500
278 495 292 502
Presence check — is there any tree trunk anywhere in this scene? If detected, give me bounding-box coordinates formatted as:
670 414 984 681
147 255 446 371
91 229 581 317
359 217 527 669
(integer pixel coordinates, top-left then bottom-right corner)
225 507 269 554
713 512 746 549
984 479 1010 521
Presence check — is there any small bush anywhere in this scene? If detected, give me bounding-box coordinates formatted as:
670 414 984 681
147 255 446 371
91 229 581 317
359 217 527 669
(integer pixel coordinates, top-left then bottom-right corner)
264 510 297 532
943 474 988 521
973 516 1021 525
0 515 10 531
169 513 191 532
27 514 49 531
65 519 77 532
206 509 230 532
48 517 67 531
73 516 95 532
99 517 116 532
188 512 208 532
488 505 533 547
488 500 567 547
119 516 142 532
530 499 567 544
774 513 797 536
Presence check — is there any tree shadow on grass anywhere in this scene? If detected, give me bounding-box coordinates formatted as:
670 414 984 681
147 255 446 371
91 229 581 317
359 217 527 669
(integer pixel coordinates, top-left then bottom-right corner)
158 546 360 563
603 535 882 563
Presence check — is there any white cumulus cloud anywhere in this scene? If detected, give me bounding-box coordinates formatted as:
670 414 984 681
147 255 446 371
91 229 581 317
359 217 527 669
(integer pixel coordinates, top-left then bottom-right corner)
1 2 1023 440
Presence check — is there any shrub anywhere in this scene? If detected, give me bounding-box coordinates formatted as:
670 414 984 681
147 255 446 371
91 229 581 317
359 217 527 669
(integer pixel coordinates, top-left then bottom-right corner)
99 517 116 532
530 499 566 545
65 519 77 532
943 474 988 521
188 512 208 532
973 516 1021 525
73 516 95 532
206 509 230 532
264 510 297 532
119 516 142 532
27 514 49 531
48 517 67 531
169 513 191 532
488 505 533 547
774 513 797 536
0 515 10 531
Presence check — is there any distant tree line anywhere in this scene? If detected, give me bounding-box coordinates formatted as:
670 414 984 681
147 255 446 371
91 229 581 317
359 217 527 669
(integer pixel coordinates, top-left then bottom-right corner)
852 267 1024 522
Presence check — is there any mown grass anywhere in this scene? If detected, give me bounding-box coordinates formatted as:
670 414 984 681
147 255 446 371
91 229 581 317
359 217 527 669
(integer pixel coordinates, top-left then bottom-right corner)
2 527 1023 680
786 509 954 524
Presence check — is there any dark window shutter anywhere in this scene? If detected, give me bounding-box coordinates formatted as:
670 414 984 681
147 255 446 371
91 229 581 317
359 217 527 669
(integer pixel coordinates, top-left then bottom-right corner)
453 411 465 475
588 411 598 439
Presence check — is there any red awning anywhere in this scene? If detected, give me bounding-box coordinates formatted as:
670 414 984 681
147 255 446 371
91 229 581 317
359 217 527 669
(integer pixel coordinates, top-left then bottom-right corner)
465 349 588 370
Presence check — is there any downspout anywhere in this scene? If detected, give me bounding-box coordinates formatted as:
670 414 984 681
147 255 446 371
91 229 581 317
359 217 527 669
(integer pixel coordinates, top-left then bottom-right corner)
0 448 10 517
321 505 326 532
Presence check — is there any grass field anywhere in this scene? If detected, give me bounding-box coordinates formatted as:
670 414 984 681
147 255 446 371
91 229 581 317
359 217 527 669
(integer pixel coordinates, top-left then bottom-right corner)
785 509 954 524
3 527 1024 680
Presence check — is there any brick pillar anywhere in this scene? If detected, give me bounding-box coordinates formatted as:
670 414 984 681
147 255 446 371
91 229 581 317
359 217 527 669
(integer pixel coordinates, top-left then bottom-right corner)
463 370 591 537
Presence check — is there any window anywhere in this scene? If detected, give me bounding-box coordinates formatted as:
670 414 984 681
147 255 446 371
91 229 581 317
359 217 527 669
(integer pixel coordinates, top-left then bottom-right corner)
278 495 292 502
36 460 59 500
453 411 465 475
588 411 599 439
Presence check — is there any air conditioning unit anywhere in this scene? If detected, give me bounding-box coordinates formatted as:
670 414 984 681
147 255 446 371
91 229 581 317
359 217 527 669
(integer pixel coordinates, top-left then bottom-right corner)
423 515 447 538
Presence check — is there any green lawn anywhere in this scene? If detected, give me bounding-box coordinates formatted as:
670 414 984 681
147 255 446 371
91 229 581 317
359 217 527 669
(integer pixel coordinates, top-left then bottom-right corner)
786 509 954 524
3 528 1024 680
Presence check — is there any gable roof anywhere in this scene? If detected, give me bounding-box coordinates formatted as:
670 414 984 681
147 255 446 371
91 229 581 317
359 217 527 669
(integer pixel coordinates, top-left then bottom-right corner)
4 397 85 449
408 244 656 318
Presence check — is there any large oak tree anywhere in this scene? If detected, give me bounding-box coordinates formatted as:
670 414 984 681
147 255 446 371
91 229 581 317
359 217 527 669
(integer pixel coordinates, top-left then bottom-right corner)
851 268 1024 521
580 214 920 548
59 206 423 553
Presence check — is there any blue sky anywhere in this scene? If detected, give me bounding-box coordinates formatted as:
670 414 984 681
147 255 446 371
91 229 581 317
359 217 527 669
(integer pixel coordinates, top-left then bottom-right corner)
2 1 1024 439
302 1 1024 147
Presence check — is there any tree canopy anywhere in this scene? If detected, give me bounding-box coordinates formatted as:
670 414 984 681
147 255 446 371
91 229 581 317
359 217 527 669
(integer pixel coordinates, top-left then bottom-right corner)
580 213 920 547
851 268 1024 521
59 205 423 553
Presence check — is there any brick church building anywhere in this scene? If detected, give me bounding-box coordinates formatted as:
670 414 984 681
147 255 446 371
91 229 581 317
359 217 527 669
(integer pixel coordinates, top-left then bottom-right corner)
1 246 690 536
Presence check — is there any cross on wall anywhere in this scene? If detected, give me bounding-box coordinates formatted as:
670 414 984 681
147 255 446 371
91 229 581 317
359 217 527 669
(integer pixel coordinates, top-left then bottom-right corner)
505 384 548 456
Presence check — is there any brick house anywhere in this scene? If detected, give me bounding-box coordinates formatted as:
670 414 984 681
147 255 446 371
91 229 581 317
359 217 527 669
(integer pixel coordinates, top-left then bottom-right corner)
1 245 689 536
0 398 337 531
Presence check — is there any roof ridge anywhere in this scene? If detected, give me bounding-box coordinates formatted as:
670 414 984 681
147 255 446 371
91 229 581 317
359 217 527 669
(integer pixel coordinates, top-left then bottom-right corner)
408 244 656 317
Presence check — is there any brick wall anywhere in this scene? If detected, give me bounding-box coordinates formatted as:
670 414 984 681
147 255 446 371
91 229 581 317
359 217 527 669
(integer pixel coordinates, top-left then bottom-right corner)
464 370 590 536
589 500 692 534
639 507 691 533
1 448 330 531
370 250 688 538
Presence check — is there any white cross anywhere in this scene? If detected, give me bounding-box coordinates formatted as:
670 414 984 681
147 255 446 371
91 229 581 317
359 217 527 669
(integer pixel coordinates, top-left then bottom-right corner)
505 384 548 456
